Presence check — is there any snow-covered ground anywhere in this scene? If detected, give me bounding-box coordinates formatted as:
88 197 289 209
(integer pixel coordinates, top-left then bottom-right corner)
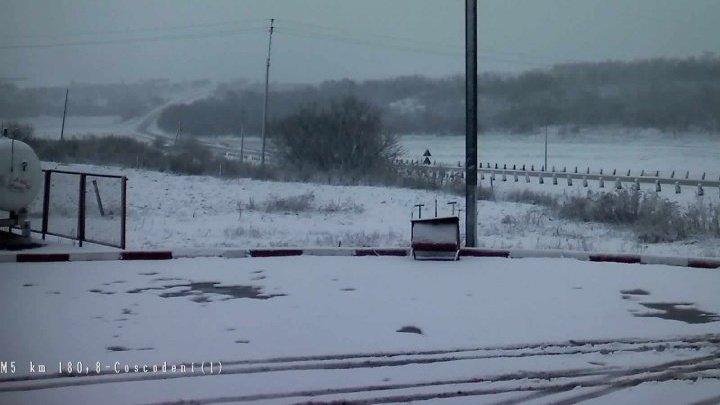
400 129 720 181
0 256 718 404
24 162 719 258
2 130 719 403
9 111 719 182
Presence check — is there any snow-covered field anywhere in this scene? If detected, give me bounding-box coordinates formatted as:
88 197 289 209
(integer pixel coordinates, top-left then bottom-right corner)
26 161 719 258
9 112 719 182
400 129 720 181
2 127 720 403
0 256 718 404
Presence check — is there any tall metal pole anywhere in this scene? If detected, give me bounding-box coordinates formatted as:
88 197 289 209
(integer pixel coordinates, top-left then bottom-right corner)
60 88 69 141
544 126 548 171
465 0 478 247
260 18 274 167
239 125 245 163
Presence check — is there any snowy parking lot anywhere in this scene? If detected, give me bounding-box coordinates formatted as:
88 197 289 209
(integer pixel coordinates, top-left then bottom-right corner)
1 255 718 404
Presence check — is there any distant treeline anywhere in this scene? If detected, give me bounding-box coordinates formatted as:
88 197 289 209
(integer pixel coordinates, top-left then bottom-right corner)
0 79 209 120
157 55 720 135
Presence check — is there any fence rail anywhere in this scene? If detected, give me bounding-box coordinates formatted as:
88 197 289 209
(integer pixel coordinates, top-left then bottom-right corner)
397 159 720 193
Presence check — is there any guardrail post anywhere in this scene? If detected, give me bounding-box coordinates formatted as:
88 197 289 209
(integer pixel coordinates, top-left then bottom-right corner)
583 176 588 187
525 173 530 183
675 182 681 194
567 175 572 186
78 173 86 247
41 170 51 240
599 177 604 188
634 178 640 191
552 173 557 185
615 178 622 190
697 183 704 196
655 180 661 192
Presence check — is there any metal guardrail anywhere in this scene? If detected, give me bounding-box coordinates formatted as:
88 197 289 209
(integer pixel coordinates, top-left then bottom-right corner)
477 168 720 189
399 159 720 191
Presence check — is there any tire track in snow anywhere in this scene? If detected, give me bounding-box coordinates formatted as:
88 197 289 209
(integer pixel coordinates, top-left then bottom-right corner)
153 355 720 404
0 335 717 396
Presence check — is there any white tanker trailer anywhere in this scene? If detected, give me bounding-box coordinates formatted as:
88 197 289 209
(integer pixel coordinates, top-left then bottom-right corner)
0 129 43 237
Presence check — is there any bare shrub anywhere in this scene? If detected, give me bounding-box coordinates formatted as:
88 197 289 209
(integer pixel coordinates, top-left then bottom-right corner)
319 199 365 214
224 225 263 239
477 184 495 201
504 189 558 207
560 190 641 224
635 194 685 243
683 201 720 238
557 190 719 243
242 193 364 215
314 230 403 247
263 192 316 213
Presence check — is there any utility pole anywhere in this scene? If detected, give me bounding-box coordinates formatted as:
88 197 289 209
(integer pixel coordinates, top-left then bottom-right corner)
260 18 274 167
239 125 245 163
175 121 182 146
60 88 69 141
544 125 548 172
465 0 478 247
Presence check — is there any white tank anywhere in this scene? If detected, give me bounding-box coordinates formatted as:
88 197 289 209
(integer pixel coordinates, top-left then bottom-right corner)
0 137 43 212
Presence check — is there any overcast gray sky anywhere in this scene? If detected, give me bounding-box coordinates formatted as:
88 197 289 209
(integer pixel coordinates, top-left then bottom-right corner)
1 0 719 86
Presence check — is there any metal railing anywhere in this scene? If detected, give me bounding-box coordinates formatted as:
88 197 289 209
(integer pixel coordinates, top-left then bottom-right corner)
34 169 127 249
397 159 720 193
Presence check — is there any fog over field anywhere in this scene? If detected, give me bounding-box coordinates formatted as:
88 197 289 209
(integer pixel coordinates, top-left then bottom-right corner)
2 0 719 85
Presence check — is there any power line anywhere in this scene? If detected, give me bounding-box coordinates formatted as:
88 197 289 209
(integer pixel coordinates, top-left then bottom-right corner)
279 18 461 50
278 18 556 65
276 26 548 68
276 27 463 57
0 27 266 50
2 19 267 41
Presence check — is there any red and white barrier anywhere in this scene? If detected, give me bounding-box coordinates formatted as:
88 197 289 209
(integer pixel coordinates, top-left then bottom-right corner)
1 247 718 270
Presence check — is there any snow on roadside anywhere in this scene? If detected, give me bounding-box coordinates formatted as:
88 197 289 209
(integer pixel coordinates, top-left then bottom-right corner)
36 162 719 258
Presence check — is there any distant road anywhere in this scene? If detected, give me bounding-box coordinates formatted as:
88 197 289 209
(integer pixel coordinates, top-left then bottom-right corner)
131 87 272 163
